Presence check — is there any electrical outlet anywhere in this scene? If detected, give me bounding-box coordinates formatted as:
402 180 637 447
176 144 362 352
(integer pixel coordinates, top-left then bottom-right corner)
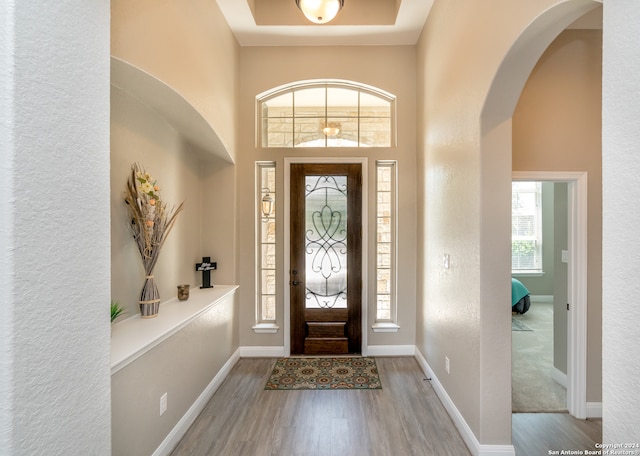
443 254 450 270
445 356 450 374
160 393 167 416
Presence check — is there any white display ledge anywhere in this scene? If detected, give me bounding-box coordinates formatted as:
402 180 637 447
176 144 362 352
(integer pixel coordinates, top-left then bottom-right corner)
111 285 238 374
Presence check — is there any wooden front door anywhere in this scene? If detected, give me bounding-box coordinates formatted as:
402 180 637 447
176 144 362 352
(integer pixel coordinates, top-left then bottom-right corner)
290 163 362 355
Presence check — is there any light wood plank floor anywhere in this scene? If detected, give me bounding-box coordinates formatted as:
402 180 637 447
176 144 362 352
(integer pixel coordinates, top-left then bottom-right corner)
512 413 602 456
170 357 603 456
171 357 471 456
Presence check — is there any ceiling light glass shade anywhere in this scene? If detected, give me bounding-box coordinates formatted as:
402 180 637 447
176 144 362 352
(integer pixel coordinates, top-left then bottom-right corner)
322 122 341 137
296 0 344 24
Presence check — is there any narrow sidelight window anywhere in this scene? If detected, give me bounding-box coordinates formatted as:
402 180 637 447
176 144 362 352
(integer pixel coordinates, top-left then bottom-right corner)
375 161 397 322
256 162 277 326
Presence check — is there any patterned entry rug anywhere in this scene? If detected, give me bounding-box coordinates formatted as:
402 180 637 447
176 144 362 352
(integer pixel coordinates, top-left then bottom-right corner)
265 357 382 390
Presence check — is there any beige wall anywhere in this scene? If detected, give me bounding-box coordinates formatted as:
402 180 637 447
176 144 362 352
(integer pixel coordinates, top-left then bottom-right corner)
110 85 238 316
13 0 640 453
110 1 240 454
111 87 203 315
108 0 604 451
110 0 239 317
416 0 601 445
111 0 239 161
112 292 239 456
554 182 569 374
237 46 417 349
513 28 602 402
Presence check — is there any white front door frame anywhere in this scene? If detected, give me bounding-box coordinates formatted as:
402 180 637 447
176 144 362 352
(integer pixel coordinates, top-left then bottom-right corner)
512 170 588 419
284 157 369 357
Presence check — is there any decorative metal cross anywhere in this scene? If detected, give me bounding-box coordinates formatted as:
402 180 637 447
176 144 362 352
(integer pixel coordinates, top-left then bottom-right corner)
195 256 216 289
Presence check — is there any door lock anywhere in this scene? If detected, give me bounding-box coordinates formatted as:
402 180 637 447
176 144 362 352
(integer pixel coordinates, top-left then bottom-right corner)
290 269 300 285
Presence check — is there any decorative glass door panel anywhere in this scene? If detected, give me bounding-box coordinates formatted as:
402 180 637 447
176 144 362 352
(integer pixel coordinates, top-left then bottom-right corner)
304 175 348 309
290 163 362 355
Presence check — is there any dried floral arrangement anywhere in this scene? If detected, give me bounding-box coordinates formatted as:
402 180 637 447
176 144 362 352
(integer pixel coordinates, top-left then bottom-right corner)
124 163 183 318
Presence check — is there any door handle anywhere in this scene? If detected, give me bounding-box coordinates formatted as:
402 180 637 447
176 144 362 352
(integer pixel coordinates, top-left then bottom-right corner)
290 280 301 286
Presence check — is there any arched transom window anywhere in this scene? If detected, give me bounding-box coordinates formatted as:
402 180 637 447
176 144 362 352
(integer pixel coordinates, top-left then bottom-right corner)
257 80 396 148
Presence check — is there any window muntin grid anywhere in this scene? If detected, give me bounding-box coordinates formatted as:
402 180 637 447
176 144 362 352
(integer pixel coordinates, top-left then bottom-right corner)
375 161 397 322
257 162 277 323
258 81 395 148
512 181 543 273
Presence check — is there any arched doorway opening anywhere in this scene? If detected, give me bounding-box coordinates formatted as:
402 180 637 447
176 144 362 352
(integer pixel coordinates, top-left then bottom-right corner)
479 0 602 423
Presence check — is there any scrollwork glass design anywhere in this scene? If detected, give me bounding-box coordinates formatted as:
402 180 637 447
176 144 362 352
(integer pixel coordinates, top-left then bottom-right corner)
304 175 348 308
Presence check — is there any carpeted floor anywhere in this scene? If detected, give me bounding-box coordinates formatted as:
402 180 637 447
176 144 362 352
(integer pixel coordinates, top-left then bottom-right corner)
512 301 567 412
512 317 533 331
265 357 382 390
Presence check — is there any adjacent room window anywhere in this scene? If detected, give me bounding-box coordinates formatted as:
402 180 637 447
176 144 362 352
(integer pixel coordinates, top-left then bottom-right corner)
374 161 399 330
254 162 278 332
512 181 543 273
257 80 395 148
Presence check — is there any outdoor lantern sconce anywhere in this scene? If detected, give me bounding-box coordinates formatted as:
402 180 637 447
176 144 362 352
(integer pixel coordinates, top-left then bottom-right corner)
295 0 344 24
262 189 274 219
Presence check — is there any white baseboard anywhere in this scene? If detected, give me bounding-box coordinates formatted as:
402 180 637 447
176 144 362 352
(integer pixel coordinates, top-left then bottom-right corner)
530 294 553 303
236 345 418 358
414 348 515 456
366 345 416 357
153 345 523 456
152 347 241 456
477 445 519 455
239 346 285 358
551 366 568 388
239 345 286 357
587 402 602 418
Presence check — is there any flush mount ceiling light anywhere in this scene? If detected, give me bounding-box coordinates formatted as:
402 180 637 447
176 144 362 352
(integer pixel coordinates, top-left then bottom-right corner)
321 121 341 137
295 0 344 24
